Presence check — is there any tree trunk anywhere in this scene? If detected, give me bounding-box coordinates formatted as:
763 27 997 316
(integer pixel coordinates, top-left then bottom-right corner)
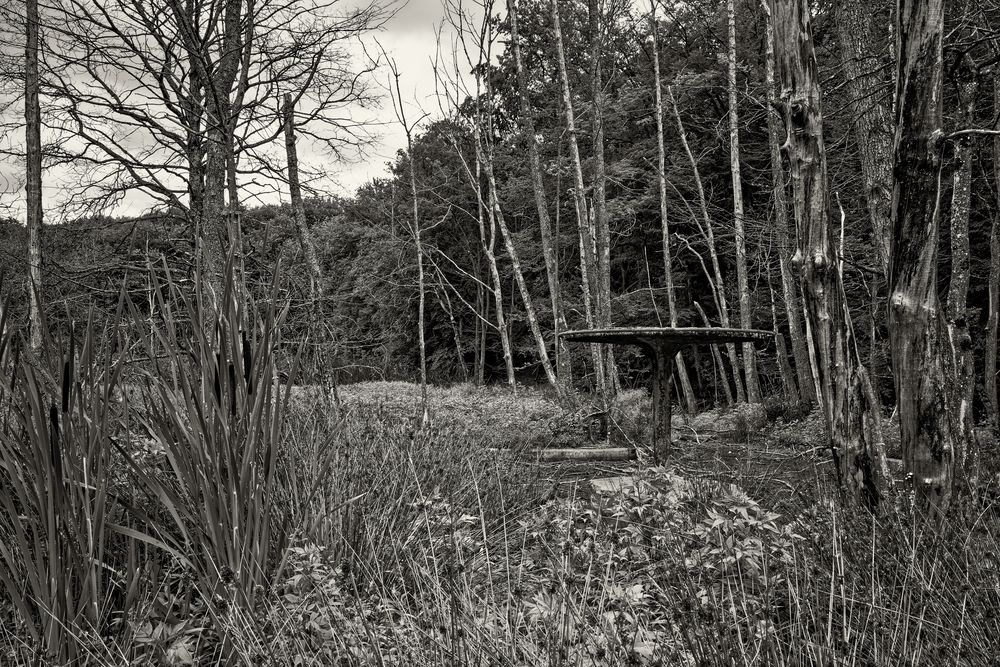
552 0 605 396
668 85 746 402
947 65 977 479
888 0 966 515
507 0 570 392
762 0 813 405
25 0 43 352
407 143 429 421
589 0 617 395
201 0 243 306
694 301 735 406
283 93 324 299
726 0 760 403
476 136 516 390
835 0 893 276
771 0 885 509
432 272 468 382
986 80 1000 426
649 4 696 415
478 279 489 386
770 283 799 403
482 154 558 387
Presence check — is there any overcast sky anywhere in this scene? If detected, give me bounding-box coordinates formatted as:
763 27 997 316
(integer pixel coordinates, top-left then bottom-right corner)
0 0 460 220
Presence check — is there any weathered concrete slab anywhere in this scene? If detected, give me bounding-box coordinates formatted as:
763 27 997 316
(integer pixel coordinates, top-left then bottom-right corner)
589 476 639 494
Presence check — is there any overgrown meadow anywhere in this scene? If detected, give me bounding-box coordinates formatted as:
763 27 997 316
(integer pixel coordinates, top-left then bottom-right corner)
0 267 998 666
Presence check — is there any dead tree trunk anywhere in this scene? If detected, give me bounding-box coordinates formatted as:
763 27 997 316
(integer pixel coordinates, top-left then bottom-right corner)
762 0 813 404
771 0 885 508
25 0 43 352
649 4 696 414
888 0 967 515
552 0 605 396
668 85 746 403
283 94 324 299
986 80 1000 426
726 0 761 403
507 0 570 391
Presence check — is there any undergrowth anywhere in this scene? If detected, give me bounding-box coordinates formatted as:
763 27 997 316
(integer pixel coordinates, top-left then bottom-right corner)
0 265 997 665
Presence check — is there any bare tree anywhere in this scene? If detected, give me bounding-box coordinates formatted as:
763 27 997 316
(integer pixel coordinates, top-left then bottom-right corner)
25 0 43 351
589 0 617 393
22 0 386 300
648 2 696 414
387 58 430 423
551 0 606 397
770 0 888 508
726 0 760 402
668 84 745 403
987 78 1000 426
506 0 570 392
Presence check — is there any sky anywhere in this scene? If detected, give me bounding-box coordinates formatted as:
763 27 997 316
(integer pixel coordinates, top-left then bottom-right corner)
338 0 455 193
0 0 460 220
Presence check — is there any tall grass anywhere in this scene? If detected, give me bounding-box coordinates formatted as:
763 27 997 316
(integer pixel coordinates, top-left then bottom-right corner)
114 261 305 656
0 297 131 663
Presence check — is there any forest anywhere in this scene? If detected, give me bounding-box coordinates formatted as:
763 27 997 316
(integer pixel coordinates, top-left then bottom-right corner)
0 0 998 664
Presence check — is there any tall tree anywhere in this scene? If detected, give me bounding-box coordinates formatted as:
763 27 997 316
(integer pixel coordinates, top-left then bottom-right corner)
24 0 43 352
589 0 617 393
507 0 570 391
551 0 606 397
889 0 967 514
649 3 696 414
668 85 746 403
770 0 887 507
726 0 760 403
200 0 244 301
946 50 977 454
389 61 430 422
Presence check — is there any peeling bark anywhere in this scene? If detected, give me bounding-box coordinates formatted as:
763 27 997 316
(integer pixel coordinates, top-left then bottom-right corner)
771 0 885 508
762 0 813 405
